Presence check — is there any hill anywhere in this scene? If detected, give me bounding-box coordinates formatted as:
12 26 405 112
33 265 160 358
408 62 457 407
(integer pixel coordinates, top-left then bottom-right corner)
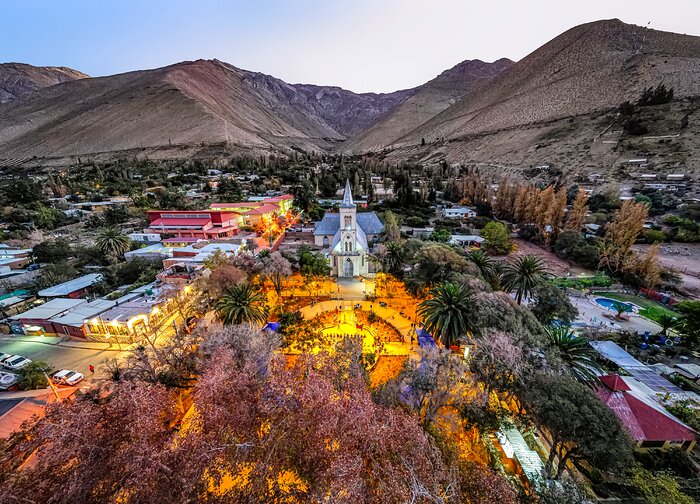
343 58 513 152
370 19 700 151
0 63 88 103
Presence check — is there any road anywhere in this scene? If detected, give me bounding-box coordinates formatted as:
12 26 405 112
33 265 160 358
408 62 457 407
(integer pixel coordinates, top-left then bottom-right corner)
0 337 122 377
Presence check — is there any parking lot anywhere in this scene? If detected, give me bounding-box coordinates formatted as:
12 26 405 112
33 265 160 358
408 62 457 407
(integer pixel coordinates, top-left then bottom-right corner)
0 337 123 380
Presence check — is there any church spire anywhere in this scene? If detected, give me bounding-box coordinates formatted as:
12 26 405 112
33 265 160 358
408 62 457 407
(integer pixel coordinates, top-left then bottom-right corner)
340 178 355 208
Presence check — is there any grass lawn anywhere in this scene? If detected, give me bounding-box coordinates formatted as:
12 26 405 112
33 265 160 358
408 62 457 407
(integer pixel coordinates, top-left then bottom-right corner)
592 291 677 324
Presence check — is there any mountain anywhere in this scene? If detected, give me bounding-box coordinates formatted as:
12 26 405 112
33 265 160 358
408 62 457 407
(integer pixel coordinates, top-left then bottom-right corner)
0 63 88 103
343 58 514 152
243 73 415 137
369 19 700 152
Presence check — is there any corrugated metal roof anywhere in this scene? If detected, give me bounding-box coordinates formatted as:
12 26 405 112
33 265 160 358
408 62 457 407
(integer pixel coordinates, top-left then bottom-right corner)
38 274 103 297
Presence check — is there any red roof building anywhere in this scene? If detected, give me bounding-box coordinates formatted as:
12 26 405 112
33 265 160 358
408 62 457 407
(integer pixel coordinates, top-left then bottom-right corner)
596 374 697 452
145 210 242 239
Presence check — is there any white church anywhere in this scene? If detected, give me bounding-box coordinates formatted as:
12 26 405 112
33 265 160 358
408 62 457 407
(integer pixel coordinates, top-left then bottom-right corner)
313 180 384 277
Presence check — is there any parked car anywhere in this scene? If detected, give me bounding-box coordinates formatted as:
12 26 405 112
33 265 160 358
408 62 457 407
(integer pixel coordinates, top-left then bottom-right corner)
3 355 32 371
52 369 85 386
0 371 19 390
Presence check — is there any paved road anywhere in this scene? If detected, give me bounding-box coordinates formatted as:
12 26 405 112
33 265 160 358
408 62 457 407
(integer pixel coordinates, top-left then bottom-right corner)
0 338 122 377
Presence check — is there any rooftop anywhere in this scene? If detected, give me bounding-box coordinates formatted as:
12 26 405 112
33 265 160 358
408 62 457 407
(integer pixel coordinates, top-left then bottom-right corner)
37 274 103 298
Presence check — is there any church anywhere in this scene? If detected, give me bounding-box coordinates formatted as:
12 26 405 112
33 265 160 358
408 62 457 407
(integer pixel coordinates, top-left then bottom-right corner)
313 180 384 277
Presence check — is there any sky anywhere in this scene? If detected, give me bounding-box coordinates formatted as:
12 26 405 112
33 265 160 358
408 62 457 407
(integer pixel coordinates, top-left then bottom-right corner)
2 0 699 93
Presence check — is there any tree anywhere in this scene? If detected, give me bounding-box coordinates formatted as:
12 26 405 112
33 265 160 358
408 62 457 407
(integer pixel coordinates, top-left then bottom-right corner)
481 221 512 255
95 227 132 258
216 177 243 202
530 283 578 325
502 255 547 304
32 239 71 264
598 200 648 274
674 300 700 348
258 251 292 296
545 326 602 383
17 360 53 390
214 283 269 326
382 210 401 242
417 282 476 347
522 373 634 478
565 188 589 232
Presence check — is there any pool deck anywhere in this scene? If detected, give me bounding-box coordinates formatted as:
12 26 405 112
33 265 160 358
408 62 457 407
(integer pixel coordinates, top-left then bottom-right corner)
570 296 661 334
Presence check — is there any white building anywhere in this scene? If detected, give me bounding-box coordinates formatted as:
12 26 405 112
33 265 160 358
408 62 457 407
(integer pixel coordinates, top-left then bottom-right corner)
313 180 384 278
441 206 477 219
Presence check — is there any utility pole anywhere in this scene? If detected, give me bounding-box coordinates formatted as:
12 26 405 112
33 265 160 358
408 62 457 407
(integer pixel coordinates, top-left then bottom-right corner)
45 373 61 402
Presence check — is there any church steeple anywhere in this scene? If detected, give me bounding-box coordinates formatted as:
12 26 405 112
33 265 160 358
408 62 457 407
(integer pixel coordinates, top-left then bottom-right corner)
340 179 355 208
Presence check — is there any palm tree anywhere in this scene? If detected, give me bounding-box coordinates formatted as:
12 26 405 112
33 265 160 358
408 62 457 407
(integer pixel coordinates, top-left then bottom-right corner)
502 255 546 304
417 282 476 348
546 326 602 383
95 227 132 258
469 250 503 290
215 283 270 326
656 313 678 336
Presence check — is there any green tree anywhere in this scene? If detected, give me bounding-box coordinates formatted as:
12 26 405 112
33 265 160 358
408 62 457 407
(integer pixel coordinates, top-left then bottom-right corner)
215 283 269 326
481 222 512 255
417 282 476 347
95 227 132 258
674 300 700 348
17 361 53 390
522 373 634 478
502 255 547 305
530 283 578 325
545 326 602 383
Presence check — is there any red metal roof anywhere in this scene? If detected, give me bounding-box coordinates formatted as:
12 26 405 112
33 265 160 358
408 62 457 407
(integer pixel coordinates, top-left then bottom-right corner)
596 374 696 442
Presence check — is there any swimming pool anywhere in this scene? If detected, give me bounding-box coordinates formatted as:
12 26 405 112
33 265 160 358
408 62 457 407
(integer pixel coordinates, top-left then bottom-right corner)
594 297 635 312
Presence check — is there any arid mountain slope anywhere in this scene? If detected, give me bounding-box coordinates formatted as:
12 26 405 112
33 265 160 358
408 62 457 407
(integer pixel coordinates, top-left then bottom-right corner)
0 63 88 103
242 71 415 137
0 60 349 160
344 58 513 152
389 19 700 150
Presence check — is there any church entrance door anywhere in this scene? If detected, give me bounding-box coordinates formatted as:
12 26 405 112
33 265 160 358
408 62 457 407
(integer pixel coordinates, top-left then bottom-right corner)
343 258 354 277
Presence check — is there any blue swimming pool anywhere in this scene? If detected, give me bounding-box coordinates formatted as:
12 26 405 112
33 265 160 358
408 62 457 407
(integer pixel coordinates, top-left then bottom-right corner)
595 297 634 312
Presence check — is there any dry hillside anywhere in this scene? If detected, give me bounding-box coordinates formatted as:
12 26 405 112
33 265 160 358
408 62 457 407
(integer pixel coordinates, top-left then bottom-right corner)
0 63 88 104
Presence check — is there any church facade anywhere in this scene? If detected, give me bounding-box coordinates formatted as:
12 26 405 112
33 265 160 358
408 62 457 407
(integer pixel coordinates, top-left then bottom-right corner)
313 180 384 277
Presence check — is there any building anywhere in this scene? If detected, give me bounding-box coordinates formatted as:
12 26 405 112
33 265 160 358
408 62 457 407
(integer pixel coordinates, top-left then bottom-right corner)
145 210 243 239
9 298 87 335
37 273 103 299
313 180 384 278
441 206 477 219
596 374 696 452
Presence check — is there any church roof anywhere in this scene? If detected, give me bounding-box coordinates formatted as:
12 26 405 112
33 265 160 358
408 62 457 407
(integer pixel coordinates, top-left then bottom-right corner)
314 212 385 236
340 179 355 208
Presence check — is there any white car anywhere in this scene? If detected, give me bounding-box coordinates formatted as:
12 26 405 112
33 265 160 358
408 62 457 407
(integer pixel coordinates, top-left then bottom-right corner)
0 371 18 390
52 369 85 386
3 355 32 371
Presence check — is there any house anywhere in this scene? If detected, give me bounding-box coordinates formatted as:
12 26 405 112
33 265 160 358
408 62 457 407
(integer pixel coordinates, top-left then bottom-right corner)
450 235 485 248
37 273 103 299
596 374 696 452
49 299 117 338
313 180 384 277
441 206 477 219
145 210 243 239
127 233 162 244
9 298 87 335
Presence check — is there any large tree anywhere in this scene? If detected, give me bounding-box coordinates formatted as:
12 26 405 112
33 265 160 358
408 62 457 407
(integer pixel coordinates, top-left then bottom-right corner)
214 283 269 326
417 282 476 347
502 255 547 304
521 373 634 478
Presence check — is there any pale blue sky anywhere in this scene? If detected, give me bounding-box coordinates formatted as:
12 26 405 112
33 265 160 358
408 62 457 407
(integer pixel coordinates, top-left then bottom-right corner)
2 0 699 92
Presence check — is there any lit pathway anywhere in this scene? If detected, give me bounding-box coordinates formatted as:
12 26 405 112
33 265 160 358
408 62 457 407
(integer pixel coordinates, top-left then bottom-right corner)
298 299 415 356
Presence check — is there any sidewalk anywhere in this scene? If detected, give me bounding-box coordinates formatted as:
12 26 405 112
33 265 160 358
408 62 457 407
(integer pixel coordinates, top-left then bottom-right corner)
0 335 120 352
